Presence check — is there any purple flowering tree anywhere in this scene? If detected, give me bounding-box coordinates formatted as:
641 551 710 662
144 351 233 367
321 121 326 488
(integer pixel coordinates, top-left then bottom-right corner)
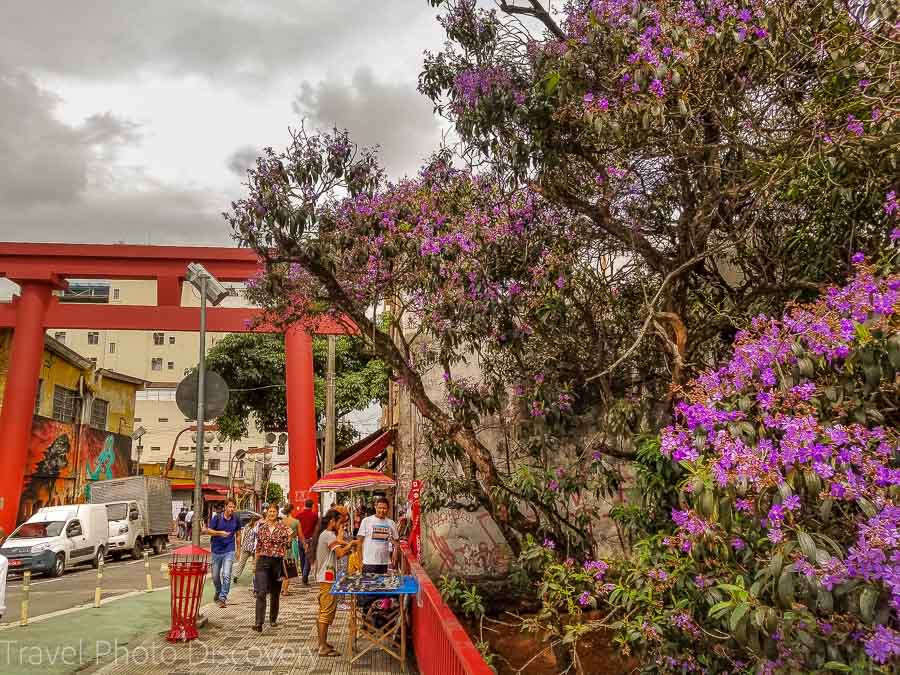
600 264 900 672
422 0 899 394
227 129 640 553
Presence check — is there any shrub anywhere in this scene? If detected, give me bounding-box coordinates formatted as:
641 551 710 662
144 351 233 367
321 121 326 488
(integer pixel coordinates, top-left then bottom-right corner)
605 262 900 672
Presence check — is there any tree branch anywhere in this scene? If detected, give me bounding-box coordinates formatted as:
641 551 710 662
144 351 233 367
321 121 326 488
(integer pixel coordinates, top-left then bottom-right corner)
498 1 566 41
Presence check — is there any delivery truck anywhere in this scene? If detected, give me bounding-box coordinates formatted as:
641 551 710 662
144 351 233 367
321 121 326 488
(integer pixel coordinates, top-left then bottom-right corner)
89 476 172 559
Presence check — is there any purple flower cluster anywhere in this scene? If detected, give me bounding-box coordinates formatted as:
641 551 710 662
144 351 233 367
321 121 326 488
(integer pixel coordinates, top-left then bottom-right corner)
654 269 900 667
453 66 513 109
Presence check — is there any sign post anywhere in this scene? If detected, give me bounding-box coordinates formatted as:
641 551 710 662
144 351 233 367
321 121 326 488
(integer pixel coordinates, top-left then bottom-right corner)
408 480 422 560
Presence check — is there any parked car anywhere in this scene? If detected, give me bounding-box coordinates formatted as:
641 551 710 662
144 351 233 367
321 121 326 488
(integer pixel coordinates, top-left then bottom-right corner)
0 504 109 577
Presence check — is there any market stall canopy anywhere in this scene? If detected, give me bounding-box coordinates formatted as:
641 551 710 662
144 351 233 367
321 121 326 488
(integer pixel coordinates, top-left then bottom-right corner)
311 467 396 492
334 428 394 469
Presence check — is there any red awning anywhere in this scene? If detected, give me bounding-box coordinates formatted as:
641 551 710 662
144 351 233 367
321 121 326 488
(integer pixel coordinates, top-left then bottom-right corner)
334 429 394 469
170 482 230 492
204 494 226 502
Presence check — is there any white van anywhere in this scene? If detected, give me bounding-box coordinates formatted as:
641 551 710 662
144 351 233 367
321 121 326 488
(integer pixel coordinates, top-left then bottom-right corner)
0 504 109 577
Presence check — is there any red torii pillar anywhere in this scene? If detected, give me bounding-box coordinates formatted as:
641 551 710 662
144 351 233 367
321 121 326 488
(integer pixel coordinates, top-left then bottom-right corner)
0 280 58 534
284 326 318 506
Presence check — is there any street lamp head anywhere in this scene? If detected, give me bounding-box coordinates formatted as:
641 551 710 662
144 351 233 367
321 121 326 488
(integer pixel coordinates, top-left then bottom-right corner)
131 426 147 441
186 262 230 306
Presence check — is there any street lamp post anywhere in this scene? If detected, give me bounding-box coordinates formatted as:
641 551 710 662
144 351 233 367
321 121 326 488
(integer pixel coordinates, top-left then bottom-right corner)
186 263 229 547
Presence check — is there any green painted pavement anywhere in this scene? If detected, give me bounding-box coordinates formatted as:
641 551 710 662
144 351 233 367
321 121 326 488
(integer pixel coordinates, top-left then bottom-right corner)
0 584 215 674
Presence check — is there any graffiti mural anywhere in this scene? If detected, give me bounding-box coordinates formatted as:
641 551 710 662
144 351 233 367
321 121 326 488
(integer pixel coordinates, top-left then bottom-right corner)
17 416 132 523
19 418 77 521
423 507 513 578
80 427 131 501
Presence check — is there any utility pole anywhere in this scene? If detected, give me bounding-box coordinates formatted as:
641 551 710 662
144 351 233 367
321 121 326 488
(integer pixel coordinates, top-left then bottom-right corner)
324 335 336 473
192 275 207 547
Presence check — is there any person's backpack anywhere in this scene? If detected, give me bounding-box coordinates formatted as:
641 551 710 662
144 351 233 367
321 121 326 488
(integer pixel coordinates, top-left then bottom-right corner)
178 511 186 522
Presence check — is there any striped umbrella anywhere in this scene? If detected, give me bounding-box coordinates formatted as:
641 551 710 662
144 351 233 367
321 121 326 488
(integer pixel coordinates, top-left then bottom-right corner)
310 467 396 492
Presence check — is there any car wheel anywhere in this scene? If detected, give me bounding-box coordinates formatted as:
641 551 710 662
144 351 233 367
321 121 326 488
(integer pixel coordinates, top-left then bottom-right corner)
50 553 65 578
111 551 122 561
92 547 105 569
152 538 163 556
131 539 143 560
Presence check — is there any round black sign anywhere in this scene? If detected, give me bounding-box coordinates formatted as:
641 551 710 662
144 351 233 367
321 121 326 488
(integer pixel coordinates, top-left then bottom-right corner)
176 370 230 421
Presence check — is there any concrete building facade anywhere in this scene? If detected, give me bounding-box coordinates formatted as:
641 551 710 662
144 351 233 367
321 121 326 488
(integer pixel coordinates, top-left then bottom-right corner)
45 280 290 501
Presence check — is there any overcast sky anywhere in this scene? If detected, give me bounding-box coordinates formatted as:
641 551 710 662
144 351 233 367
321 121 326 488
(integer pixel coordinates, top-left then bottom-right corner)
0 1 449 249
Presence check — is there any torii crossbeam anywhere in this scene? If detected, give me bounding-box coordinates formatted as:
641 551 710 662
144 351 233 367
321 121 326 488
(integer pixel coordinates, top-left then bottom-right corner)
0 242 348 533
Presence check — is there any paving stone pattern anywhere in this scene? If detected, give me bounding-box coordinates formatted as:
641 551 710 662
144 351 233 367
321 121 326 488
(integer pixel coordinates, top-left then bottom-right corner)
95 582 417 675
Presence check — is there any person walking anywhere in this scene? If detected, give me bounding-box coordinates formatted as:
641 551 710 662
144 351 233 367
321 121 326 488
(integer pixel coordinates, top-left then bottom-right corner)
253 503 291 632
296 499 319 586
185 506 194 541
176 507 187 540
281 503 300 596
356 496 399 573
232 515 260 590
204 498 242 608
316 509 353 657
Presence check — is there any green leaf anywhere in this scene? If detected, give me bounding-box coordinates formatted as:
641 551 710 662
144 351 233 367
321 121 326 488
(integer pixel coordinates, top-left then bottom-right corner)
823 663 851 672
860 587 879 623
777 568 795 608
798 531 817 560
544 72 560 95
730 602 750 633
708 601 732 619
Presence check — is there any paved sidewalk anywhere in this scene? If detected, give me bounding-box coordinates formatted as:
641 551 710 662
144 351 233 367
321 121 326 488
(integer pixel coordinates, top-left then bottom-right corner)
93 580 418 675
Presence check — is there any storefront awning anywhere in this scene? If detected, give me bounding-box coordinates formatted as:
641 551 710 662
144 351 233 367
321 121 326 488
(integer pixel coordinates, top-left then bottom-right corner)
334 428 394 469
204 494 226 502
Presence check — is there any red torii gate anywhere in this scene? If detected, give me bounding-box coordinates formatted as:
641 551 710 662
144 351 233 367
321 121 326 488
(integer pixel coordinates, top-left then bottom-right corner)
0 242 349 534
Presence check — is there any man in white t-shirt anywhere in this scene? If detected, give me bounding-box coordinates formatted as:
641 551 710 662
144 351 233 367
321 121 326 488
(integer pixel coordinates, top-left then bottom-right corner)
356 496 399 573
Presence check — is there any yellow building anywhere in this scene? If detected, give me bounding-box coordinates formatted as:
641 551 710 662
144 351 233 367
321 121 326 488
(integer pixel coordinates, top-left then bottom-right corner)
0 329 145 522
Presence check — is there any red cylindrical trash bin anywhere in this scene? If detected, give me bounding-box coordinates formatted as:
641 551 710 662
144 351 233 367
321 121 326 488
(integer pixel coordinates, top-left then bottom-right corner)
166 544 210 642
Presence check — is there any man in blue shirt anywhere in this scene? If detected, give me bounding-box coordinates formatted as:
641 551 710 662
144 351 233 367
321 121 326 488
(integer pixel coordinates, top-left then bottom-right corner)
204 498 241 607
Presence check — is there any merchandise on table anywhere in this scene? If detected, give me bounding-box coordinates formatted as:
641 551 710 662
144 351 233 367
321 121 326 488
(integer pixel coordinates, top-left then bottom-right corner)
331 572 402 594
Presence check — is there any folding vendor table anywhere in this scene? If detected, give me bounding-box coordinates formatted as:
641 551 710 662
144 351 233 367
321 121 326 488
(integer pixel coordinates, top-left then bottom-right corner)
330 572 419 671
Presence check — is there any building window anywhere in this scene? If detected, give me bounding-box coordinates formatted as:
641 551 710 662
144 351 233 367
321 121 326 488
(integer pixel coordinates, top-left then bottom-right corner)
151 358 162 371
134 417 142 423
112 288 120 300
150 446 161 453
90 399 109 429
167 361 175 370
179 446 189 453
87 332 99 345
208 459 220 471
109 342 116 354
153 333 164 346
34 380 43 416
169 336 176 345
89 357 97 367
54 331 66 344
158 417 168 423
52 385 78 423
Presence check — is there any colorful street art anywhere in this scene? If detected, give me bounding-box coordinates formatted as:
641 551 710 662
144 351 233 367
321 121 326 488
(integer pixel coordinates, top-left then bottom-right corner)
17 416 132 523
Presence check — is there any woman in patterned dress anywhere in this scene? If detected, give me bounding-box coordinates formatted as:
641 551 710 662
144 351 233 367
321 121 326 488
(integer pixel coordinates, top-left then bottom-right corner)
253 503 292 632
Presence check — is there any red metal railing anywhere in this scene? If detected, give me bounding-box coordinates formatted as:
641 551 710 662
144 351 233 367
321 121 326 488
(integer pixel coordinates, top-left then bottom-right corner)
400 542 494 675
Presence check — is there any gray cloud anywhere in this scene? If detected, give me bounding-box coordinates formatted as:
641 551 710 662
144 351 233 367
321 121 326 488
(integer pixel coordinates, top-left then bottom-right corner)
0 68 223 245
293 68 443 178
0 187 228 246
226 146 260 178
0 1 437 83
0 69 140 210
